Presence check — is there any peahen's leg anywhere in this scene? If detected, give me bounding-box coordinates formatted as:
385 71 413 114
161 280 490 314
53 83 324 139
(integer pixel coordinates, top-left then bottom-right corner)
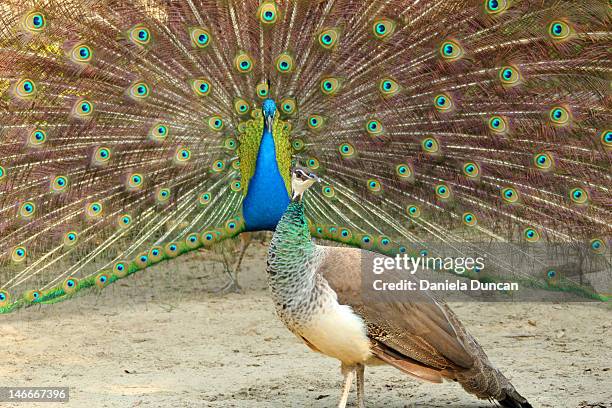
338 364 355 408
356 363 365 408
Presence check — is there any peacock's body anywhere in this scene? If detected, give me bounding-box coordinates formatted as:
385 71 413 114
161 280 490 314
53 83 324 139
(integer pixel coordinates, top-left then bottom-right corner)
0 0 610 313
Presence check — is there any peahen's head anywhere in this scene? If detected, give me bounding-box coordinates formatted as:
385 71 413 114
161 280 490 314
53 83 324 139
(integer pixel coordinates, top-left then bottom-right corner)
262 98 277 129
291 166 320 201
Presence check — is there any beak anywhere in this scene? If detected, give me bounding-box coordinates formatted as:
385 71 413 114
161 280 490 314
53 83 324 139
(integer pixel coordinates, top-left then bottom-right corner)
313 175 322 183
265 114 274 130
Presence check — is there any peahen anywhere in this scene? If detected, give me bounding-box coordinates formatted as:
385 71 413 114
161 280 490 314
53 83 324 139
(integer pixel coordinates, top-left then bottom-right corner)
0 0 610 315
267 167 533 408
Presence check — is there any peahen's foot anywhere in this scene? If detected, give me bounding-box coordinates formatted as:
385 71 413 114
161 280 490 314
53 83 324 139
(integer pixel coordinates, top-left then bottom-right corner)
338 364 356 408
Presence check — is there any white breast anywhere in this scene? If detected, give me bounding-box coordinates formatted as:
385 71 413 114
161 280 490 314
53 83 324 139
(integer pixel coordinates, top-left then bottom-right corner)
299 298 372 366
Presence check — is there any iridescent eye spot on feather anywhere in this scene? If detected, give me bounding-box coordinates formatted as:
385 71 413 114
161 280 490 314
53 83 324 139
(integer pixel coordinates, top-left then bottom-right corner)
224 137 237 150
175 147 191 164
379 78 400 97
135 252 149 268
232 160 241 170
149 246 164 262
190 27 211 48
546 269 557 280
85 202 103 218
320 77 342 96
292 139 305 151
192 79 211 96
462 212 477 227
0 290 9 307
258 1 279 25
225 219 239 234
435 184 451 200
501 187 519 203
61 277 78 294
93 146 111 165
307 115 324 130
306 157 320 170
25 289 42 302
548 20 571 40
339 228 353 243
360 235 374 249
569 187 588 205
231 180 242 192
280 98 296 115
29 129 47 146
367 179 382 193
275 53 294 73
589 238 606 254
600 130 611 149
365 119 383 136
95 273 110 288
462 162 480 178
118 214 132 228
164 243 180 258
63 231 78 247
234 98 250 115
322 185 335 198
74 99 94 118
185 233 201 249
440 40 463 60
395 164 412 179
338 143 355 158
534 152 554 170
318 28 340 49
0 166 5 180
15 78 37 99
126 173 144 190
114 261 129 277
130 82 150 100
234 52 253 73
549 106 570 126
212 160 225 173
199 192 212 205
129 25 151 46
523 227 540 242
488 115 508 134
378 236 391 250
372 19 396 40
499 66 521 86
407 205 421 218
11 246 27 263
421 137 440 153
19 201 36 219
434 93 452 111
208 116 224 131
256 82 269 99
71 44 93 63
156 188 171 204
485 0 509 15
23 11 46 32
51 175 69 193
150 123 169 142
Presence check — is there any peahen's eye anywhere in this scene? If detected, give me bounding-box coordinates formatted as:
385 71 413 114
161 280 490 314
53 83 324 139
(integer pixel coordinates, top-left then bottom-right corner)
379 78 400 97
499 66 521 86
485 0 509 14
488 115 508 133
318 28 340 49
23 11 46 32
421 137 440 153
320 77 342 96
192 79 211 96
338 143 355 158
548 20 571 40
549 106 570 126
462 162 480 178
129 25 151 46
440 40 463 60
372 19 395 40
258 1 278 24
534 152 553 170
434 93 452 111
234 52 253 73
275 53 294 73
463 212 477 226
501 187 519 203
190 27 211 48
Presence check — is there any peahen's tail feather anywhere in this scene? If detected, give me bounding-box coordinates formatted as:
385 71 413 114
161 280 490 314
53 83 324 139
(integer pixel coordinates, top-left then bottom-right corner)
1 0 610 312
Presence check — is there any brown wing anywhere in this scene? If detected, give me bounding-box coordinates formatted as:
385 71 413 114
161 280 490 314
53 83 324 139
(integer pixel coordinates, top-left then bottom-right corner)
317 246 475 374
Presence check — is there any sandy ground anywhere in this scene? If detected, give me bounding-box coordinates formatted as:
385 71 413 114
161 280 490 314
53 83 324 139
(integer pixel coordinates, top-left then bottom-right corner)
1 242 611 408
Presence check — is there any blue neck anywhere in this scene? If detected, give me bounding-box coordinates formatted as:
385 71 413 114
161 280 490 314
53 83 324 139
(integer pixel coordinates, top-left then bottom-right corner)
242 119 290 231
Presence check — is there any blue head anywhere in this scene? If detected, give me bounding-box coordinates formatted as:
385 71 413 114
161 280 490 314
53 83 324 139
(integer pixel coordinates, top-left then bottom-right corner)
262 98 277 129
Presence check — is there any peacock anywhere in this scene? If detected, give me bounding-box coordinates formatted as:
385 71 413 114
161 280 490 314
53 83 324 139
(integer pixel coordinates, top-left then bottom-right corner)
267 167 534 408
0 0 610 316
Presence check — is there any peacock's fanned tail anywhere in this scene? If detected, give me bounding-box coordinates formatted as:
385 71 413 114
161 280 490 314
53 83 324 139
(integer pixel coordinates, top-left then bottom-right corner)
0 0 610 312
